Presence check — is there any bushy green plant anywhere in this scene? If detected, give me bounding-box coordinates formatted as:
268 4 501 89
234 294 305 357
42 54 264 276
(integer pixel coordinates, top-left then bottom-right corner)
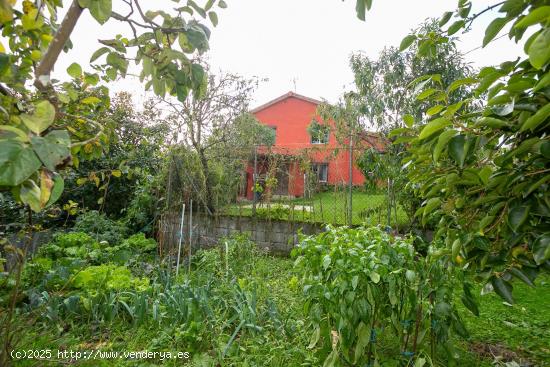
121 233 157 253
293 226 469 366
72 265 150 294
221 233 264 277
72 210 128 245
37 232 101 262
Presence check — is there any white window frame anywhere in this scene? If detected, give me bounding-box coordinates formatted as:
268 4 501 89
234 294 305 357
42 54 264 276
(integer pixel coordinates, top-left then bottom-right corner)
312 163 328 183
310 129 329 144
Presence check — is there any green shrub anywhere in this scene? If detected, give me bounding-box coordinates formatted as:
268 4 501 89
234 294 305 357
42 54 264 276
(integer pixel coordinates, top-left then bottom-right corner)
293 226 468 366
72 210 128 245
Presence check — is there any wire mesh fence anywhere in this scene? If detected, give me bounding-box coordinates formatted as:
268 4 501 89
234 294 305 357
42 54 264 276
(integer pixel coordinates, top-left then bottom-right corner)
156 147 411 264
161 149 408 226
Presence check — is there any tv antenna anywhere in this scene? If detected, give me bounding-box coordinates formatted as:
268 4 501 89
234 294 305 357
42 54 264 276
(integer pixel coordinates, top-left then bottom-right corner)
291 77 297 92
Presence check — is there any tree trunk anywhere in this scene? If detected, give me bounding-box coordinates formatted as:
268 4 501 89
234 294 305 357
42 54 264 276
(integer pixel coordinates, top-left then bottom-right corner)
198 149 215 215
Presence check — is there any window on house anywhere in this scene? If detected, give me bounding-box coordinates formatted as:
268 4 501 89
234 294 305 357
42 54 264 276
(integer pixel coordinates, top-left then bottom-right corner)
312 163 329 183
311 129 329 144
308 120 330 144
268 126 276 144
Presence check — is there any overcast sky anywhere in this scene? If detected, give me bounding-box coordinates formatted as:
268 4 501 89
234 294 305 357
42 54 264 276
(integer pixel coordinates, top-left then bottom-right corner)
52 0 524 108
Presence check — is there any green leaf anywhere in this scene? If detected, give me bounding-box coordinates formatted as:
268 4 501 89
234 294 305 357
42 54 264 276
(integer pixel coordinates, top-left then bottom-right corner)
205 0 215 11
423 197 441 215
491 276 514 304
448 77 477 93
528 28 550 69
90 47 110 62
399 35 416 51
433 129 457 162
524 174 550 196
459 2 472 18
21 9 44 31
218 0 227 8
426 105 444 116
0 53 10 76
106 52 128 75
533 234 550 265
419 118 450 140
478 166 493 185
46 174 64 207
351 275 359 290
39 169 53 207
0 141 42 186
416 88 436 100
186 26 209 52
402 114 414 127
514 6 550 29
30 130 71 171
322 254 331 270
461 283 479 316
354 322 369 363
20 179 41 212
483 18 509 47
0 125 29 142
475 117 509 129
405 269 416 282
476 71 502 95
435 302 451 317
520 102 550 132
415 357 426 367
500 0 525 14
208 11 218 26
81 96 102 104
307 327 320 349
452 239 461 258
84 73 100 85
533 71 550 92
447 20 465 35
508 267 535 287
20 100 56 135
188 0 206 18
323 350 338 367
448 135 467 168
541 141 550 158
67 62 82 78
507 205 529 232
79 0 112 24
439 11 453 27
355 0 366 21
370 272 380 283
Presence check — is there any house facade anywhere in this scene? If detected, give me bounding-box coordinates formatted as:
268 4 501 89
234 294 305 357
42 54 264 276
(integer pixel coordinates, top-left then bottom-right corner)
243 92 384 200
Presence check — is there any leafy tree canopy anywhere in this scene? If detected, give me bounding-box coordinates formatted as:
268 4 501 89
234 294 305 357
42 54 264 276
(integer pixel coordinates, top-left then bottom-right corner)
0 0 224 213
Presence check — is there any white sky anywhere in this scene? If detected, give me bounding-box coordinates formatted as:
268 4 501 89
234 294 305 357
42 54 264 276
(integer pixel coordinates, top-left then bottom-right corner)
52 0 524 107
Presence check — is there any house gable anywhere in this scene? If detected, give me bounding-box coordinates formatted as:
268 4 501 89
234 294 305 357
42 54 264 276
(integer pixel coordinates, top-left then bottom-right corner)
251 92 325 149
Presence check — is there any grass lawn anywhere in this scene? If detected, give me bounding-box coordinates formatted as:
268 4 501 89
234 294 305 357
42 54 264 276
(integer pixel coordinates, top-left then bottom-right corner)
457 275 550 364
224 190 410 228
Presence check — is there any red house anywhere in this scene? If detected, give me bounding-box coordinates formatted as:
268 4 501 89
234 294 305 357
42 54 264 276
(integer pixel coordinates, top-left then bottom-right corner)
243 92 384 200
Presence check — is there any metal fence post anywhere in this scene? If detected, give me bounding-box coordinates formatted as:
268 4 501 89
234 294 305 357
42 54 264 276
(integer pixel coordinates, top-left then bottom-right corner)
348 133 353 227
252 145 257 216
176 203 185 276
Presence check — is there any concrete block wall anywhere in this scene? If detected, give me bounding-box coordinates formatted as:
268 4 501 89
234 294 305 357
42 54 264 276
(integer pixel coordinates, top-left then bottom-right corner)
190 214 325 255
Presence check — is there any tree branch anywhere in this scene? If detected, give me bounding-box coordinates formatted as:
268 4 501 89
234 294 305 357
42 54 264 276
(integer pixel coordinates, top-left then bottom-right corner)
34 0 84 90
